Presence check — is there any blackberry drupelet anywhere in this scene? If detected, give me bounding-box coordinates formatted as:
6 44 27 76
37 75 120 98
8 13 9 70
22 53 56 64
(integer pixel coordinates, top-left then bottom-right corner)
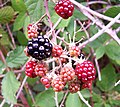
27 35 53 60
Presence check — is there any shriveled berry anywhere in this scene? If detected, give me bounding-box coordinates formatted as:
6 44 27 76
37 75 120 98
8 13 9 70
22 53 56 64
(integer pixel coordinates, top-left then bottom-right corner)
54 0 74 19
75 61 96 83
25 61 37 78
52 45 63 57
51 76 65 92
68 80 80 93
35 62 47 77
69 46 80 57
60 66 75 82
27 24 38 39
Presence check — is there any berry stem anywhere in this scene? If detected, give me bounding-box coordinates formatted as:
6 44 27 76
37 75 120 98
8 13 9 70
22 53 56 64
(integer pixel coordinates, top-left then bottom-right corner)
54 92 59 107
77 91 91 107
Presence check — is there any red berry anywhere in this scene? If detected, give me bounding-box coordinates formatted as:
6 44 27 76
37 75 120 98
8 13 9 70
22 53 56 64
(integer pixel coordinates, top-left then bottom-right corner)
60 66 75 82
51 76 65 92
35 63 47 77
82 81 92 89
25 61 37 78
27 24 38 39
40 77 51 88
75 61 96 83
52 45 63 57
54 0 74 19
68 80 80 93
69 46 80 57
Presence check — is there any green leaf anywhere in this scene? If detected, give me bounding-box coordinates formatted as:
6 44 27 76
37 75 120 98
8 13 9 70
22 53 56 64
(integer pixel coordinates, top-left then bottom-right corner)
23 16 30 39
73 8 88 21
50 13 71 29
80 89 91 98
104 6 120 18
6 46 28 68
0 28 10 45
92 93 103 103
16 31 28 46
109 100 120 106
65 93 82 107
34 89 63 107
0 61 5 74
105 43 120 60
25 0 45 22
96 64 117 92
2 71 20 104
11 0 26 12
13 12 26 31
96 46 105 59
94 103 103 107
0 6 14 24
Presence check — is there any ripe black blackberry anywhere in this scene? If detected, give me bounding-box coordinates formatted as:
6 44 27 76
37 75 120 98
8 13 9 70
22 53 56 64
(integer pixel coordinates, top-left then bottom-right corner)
27 35 53 60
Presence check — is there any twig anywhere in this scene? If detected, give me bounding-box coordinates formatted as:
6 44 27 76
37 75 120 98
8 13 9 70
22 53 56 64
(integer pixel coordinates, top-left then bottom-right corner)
77 91 91 107
10 76 28 107
6 24 16 49
0 99 6 107
54 92 59 107
70 0 120 24
0 0 10 7
79 13 120 48
87 1 108 5
115 80 120 86
60 91 68 107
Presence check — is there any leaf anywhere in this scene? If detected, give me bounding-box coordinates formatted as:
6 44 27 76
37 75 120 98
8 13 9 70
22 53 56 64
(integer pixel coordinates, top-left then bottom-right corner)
25 0 45 22
0 6 14 24
105 43 120 60
65 93 82 107
96 46 105 60
6 46 28 68
0 61 5 74
73 8 88 21
16 31 28 46
80 89 91 98
92 93 103 103
34 89 63 107
0 28 10 45
2 71 20 104
96 64 117 92
109 100 120 106
104 6 120 18
11 0 26 12
94 103 103 107
13 12 26 31
50 12 71 29
23 16 30 39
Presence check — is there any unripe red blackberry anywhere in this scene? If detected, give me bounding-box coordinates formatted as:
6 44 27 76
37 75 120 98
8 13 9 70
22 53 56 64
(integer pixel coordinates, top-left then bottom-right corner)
82 81 92 89
75 61 96 83
25 61 37 78
54 0 74 19
51 76 65 92
40 76 51 88
69 46 80 57
27 24 38 39
68 80 80 93
35 62 47 77
52 45 63 57
60 66 75 82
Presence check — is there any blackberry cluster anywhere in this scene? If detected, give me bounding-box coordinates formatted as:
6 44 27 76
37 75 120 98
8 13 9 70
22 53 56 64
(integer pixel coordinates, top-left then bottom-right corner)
27 35 53 60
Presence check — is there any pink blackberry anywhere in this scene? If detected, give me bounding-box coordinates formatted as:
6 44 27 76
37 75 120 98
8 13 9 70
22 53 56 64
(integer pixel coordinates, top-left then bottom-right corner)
40 76 51 88
60 66 75 82
82 81 92 89
69 46 80 57
75 61 96 83
52 45 63 57
54 0 74 19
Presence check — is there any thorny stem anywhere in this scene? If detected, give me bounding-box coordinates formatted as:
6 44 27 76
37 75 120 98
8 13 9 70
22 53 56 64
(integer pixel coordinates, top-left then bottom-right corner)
115 80 120 86
79 13 120 48
6 24 16 49
70 0 120 24
60 91 68 107
77 91 91 107
54 92 59 107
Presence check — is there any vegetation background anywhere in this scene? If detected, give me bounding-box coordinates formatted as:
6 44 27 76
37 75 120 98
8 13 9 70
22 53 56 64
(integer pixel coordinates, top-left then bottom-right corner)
0 0 120 107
